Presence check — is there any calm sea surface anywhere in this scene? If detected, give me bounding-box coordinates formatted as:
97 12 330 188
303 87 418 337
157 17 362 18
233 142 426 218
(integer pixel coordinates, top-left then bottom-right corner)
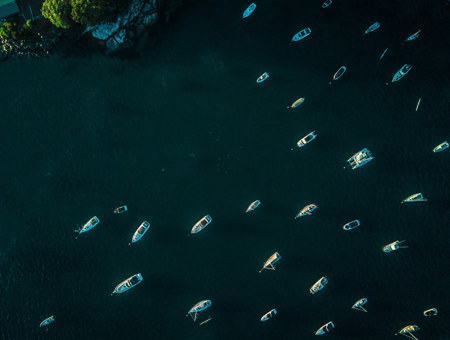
0 0 449 339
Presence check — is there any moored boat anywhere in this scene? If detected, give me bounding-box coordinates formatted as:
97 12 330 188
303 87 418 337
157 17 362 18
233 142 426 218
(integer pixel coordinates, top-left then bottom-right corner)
39 315 55 327
379 47 388 60
391 64 412 82
322 0 332 8
397 325 420 340
315 321 334 335
291 28 311 42
111 273 143 295
382 240 408 253
187 300 212 321
401 193 427 203
243 3 256 18
405 30 421 41
343 219 360 231
296 131 317 148
295 204 318 219
191 215 212 234
332 66 346 81
260 308 277 321
364 22 380 35
257 72 269 83
433 141 449 153
423 308 438 316
415 98 421 111
352 298 368 312
75 216 100 238
287 97 305 109
346 148 373 169
114 205 127 214
310 276 328 294
130 221 150 244
246 200 260 212
259 252 281 273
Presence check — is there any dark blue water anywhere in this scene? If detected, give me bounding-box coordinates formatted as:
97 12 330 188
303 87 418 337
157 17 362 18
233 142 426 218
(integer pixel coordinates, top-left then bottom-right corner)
0 0 449 339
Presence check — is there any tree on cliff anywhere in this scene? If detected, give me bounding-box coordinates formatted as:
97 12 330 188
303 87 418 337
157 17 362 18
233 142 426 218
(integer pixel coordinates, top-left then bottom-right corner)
41 0 72 29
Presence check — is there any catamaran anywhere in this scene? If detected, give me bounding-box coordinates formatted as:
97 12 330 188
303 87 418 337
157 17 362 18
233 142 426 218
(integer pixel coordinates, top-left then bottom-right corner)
423 308 438 316
291 28 311 42
243 3 256 18
246 200 260 212
342 220 360 231
433 141 449 153
346 148 373 169
111 273 143 295
396 325 420 340
364 22 380 35
257 72 269 83
315 321 334 335
287 97 305 109
382 240 408 253
391 64 412 82
75 216 100 239
405 30 421 41
322 0 332 8
39 315 55 327
295 131 317 148
332 66 346 81
310 276 328 294
352 298 368 312
114 205 127 214
191 215 212 234
401 193 427 203
129 221 150 244
187 300 212 321
259 252 281 273
295 204 318 219
260 309 277 321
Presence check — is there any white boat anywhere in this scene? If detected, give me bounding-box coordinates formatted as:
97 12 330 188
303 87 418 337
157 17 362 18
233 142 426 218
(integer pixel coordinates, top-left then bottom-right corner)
260 308 277 321
287 97 305 109
343 219 360 231
352 298 368 312
379 47 388 60
191 215 212 234
423 308 438 316
291 28 311 42
322 0 332 8
364 22 380 35
391 64 412 82
187 300 211 321
315 321 334 335
130 221 150 245
346 148 373 169
246 200 260 212
111 273 143 295
382 240 408 253
243 3 256 18
397 325 420 340
415 98 421 111
259 252 281 273
295 204 318 219
39 315 55 327
75 216 100 238
332 66 346 81
310 276 328 294
401 193 427 203
433 141 449 153
405 30 421 41
114 205 127 214
296 131 317 148
257 72 269 83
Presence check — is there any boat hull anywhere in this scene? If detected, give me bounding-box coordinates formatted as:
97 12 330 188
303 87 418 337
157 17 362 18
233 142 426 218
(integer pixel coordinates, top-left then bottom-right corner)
131 221 150 243
243 3 256 18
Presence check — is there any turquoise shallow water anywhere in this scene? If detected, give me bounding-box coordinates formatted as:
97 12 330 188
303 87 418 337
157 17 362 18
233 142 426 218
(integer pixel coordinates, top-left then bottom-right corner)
0 0 449 339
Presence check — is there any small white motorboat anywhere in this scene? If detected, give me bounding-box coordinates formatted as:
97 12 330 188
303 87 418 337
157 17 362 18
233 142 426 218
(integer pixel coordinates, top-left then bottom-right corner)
346 148 373 169
259 252 281 273
415 98 421 111
396 325 420 340
322 0 332 8
129 221 150 245
191 215 212 234
114 205 127 214
295 204 318 219
246 200 260 213
364 22 380 35
287 97 305 109
243 3 256 18
401 193 427 203
295 131 317 148
187 300 212 321
75 216 100 239
391 64 412 82
352 298 368 312
39 315 55 327
405 30 421 41
423 308 438 316
382 240 408 253
260 308 277 321
315 321 334 335
379 47 388 60
433 141 449 153
310 276 328 294
332 66 346 81
111 273 143 295
343 219 360 231
291 28 311 42
257 72 269 83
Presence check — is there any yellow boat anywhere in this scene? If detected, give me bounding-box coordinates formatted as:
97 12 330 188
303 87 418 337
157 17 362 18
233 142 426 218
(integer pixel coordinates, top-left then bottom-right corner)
287 97 305 109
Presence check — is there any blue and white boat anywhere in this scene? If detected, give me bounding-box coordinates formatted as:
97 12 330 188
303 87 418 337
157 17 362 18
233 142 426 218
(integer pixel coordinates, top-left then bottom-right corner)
112 273 143 295
391 64 412 82
352 298 368 312
405 30 421 41
39 315 55 327
130 221 150 244
187 300 211 321
364 22 380 35
310 276 328 294
291 28 311 42
246 200 260 212
315 321 334 335
259 252 281 273
75 216 100 238
382 240 408 253
191 215 212 234
256 72 269 83
260 309 277 321
433 141 448 153
346 148 373 169
243 3 256 18
322 0 332 8
296 131 317 148
343 220 360 231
